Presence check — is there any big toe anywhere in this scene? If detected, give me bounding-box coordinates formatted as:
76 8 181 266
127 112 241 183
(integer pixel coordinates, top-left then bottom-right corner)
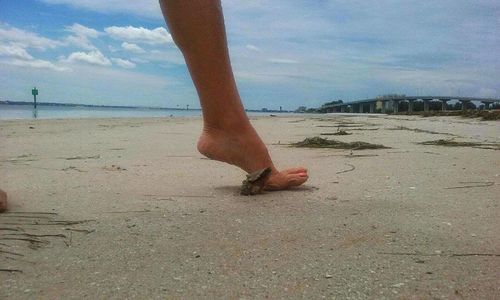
286 172 308 187
282 167 308 175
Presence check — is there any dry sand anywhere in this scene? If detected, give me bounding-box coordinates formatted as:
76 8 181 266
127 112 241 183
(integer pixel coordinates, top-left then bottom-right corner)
1 114 499 299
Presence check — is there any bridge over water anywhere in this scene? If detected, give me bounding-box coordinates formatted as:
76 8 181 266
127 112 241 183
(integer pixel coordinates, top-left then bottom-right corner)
322 96 500 113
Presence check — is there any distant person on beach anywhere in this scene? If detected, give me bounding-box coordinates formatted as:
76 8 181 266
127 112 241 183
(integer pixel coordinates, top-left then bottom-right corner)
159 0 308 190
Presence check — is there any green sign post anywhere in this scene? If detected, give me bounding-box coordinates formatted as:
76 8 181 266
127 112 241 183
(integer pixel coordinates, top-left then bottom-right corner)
32 87 38 108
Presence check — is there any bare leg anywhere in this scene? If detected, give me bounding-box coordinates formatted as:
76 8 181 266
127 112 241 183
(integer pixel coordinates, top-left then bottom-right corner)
159 0 308 190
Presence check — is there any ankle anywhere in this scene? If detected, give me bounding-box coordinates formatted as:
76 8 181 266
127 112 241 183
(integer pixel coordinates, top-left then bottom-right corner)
202 115 253 136
197 122 274 173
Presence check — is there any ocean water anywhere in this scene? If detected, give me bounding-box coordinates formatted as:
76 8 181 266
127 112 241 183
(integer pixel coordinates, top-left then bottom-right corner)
0 104 292 120
0 104 204 120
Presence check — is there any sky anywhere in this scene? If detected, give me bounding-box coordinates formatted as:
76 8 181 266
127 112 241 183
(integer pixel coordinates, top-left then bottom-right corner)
0 0 499 110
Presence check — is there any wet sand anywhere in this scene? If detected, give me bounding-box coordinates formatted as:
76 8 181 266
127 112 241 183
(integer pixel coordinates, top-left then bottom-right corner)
1 114 499 299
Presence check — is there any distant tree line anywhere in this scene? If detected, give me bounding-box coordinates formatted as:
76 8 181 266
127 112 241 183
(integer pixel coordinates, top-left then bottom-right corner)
295 95 499 114
375 94 406 100
295 106 318 113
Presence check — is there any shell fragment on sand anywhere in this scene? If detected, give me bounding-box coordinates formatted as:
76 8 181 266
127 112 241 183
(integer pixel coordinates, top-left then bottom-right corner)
240 167 272 196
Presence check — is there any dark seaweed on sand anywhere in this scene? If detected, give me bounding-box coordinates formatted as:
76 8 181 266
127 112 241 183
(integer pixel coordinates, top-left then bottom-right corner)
419 139 480 147
292 137 389 150
419 110 500 121
320 130 352 136
418 139 500 150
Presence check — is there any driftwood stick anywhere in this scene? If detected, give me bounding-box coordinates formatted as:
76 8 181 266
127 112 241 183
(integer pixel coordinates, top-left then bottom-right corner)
48 220 95 225
444 182 494 189
0 215 52 219
378 252 442 256
0 220 94 226
4 233 67 238
0 268 22 273
61 155 100 160
63 228 95 234
0 237 46 243
336 163 356 174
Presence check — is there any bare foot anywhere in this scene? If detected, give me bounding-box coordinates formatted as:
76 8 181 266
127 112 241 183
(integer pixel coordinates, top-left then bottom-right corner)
197 124 308 191
0 189 7 213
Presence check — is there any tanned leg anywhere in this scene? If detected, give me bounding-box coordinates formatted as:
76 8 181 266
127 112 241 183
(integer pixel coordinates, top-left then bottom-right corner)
159 0 308 190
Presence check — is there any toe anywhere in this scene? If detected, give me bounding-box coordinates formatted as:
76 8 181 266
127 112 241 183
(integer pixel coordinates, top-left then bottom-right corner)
282 167 308 175
287 173 308 186
263 171 308 191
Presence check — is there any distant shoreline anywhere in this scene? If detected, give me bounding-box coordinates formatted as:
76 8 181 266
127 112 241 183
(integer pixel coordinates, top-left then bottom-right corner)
0 101 291 113
0 100 192 111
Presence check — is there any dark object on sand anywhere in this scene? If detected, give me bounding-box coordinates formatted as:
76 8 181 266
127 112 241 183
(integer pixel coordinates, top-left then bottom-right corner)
240 167 272 195
419 139 500 150
419 110 500 121
320 130 351 136
0 189 7 213
478 110 500 121
420 139 480 147
444 181 494 189
292 137 389 150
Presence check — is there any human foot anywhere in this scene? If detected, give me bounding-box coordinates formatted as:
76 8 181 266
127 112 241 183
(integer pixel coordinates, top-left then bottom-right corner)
263 168 308 191
197 125 308 191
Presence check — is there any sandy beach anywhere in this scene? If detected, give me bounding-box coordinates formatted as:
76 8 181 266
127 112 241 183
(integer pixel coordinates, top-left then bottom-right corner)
1 114 499 299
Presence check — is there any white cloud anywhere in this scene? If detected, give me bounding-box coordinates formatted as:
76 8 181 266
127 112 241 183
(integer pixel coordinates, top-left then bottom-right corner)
4 58 69 72
111 57 136 69
0 43 34 60
64 35 96 50
105 26 172 45
0 24 62 50
66 23 99 38
62 50 112 66
0 34 69 71
64 23 100 50
121 42 145 53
